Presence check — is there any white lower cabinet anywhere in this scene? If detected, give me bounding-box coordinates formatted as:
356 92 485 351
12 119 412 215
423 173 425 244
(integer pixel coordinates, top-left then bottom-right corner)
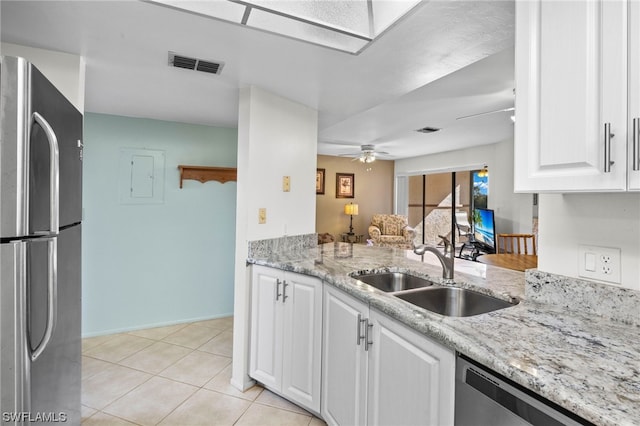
367 309 456 425
322 284 369 425
249 265 322 413
322 284 455 426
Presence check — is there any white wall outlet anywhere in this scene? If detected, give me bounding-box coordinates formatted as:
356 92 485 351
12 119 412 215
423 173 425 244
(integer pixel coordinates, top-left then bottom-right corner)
578 245 621 284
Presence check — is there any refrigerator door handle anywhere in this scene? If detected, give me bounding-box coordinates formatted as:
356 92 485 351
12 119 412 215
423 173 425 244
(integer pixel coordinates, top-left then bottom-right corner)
29 237 58 362
31 112 60 234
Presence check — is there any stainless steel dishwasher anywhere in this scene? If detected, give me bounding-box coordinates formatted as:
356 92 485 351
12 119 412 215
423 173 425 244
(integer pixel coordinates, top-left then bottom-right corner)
455 355 593 426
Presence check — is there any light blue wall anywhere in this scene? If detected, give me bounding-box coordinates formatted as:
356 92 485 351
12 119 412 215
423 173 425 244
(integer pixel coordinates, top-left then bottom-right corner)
82 113 237 336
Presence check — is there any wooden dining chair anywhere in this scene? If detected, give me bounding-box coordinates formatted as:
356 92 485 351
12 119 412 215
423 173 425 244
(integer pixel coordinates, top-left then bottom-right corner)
497 234 537 255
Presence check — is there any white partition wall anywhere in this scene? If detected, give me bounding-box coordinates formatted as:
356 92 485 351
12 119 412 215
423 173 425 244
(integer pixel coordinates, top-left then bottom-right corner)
231 86 318 390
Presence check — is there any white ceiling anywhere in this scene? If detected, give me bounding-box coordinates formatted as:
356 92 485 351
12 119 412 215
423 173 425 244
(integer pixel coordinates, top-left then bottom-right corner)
0 0 515 160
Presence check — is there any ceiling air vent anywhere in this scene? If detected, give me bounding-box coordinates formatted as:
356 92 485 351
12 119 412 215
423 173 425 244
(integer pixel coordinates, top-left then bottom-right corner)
415 126 440 134
196 60 221 74
168 52 224 75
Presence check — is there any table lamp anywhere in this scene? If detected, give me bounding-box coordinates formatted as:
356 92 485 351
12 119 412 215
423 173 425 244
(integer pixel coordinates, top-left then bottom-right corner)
344 203 359 235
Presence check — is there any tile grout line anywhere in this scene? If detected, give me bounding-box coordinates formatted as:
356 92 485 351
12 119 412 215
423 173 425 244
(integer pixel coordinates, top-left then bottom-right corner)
103 349 238 424
83 320 322 425
82 321 235 423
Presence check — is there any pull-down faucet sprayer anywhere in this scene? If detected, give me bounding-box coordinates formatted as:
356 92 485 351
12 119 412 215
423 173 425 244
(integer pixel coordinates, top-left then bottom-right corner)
413 235 455 282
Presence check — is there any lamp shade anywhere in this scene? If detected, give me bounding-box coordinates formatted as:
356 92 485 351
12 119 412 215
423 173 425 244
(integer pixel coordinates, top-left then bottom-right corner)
344 203 359 215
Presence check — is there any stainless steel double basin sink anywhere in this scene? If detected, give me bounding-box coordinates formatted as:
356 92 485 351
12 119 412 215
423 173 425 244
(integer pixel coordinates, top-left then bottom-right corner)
351 272 517 317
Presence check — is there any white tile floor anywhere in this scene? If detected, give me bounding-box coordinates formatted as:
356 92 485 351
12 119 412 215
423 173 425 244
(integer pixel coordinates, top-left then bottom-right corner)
82 317 326 425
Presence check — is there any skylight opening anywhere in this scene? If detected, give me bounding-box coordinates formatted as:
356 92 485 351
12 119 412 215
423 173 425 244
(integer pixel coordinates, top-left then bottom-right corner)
149 0 422 54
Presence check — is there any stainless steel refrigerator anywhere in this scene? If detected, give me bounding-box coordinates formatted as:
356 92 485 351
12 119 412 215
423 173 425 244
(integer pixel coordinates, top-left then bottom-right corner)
1 56 82 424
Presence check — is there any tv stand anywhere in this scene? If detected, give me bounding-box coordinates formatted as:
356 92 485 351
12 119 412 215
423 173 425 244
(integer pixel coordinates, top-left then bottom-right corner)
457 241 495 261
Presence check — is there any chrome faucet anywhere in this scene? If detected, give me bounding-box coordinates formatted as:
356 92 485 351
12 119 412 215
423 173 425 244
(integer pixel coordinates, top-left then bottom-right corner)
413 235 455 282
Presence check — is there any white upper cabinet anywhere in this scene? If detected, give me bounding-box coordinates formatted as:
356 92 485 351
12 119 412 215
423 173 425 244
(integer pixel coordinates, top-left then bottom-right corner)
515 0 630 192
629 1 640 190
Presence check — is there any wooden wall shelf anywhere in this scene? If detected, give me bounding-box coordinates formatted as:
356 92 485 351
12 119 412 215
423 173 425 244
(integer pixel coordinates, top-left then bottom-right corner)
178 165 237 188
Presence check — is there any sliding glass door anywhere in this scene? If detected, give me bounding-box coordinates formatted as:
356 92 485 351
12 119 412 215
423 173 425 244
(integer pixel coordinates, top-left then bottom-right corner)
407 170 480 246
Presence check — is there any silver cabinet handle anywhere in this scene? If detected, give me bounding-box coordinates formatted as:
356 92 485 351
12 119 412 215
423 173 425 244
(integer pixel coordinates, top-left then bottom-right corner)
633 118 640 171
282 280 289 302
275 278 282 301
364 319 373 351
32 112 60 234
30 237 57 362
604 123 615 173
356 314 366 345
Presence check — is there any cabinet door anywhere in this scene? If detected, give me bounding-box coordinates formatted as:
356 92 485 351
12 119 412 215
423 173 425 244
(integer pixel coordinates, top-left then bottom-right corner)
249 265 283 390
366 309 455 426
281 272 322 413
515 0 627 192
321 285 368 426
629 0 640 190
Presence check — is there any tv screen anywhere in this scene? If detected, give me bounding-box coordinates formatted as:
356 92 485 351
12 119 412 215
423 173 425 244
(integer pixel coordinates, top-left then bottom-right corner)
473 208 496 253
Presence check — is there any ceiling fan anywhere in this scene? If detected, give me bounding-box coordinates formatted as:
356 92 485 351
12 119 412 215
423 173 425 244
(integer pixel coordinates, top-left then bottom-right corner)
339 144 389 163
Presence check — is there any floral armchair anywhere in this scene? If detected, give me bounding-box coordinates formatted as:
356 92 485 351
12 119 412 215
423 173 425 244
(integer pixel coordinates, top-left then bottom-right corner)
368 214 416 249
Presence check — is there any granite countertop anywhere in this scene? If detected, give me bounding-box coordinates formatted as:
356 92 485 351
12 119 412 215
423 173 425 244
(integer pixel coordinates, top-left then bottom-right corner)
248 242 640 426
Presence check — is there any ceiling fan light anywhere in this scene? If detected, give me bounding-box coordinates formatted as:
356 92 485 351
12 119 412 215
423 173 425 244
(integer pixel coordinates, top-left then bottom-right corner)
361 152 376 163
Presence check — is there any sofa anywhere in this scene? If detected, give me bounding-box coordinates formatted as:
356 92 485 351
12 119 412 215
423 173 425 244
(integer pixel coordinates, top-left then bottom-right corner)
368 214 416 249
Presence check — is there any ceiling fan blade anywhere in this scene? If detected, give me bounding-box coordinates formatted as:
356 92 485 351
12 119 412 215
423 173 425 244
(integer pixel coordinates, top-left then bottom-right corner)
320 139 361 148
335 144 391 161
456 107 515 121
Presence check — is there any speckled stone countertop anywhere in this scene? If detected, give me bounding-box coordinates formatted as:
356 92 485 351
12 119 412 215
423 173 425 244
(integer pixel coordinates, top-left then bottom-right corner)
248 241 640 426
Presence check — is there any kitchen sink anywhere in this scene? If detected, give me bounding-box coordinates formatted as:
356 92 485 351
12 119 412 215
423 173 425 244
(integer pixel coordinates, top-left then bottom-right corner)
395 286 518 317
352 272 435 293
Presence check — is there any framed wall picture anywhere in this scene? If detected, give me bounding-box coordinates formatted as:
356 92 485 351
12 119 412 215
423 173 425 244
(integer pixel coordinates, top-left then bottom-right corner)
336 173 355 198
316 168 325 194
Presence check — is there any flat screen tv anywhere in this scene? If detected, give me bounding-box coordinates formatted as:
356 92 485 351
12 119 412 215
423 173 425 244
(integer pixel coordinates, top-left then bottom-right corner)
473 208 497 253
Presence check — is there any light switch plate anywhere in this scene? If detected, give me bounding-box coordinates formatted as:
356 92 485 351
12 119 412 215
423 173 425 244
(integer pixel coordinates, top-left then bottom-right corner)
283 176 290 192
578 245 621 284
258 208 267 224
